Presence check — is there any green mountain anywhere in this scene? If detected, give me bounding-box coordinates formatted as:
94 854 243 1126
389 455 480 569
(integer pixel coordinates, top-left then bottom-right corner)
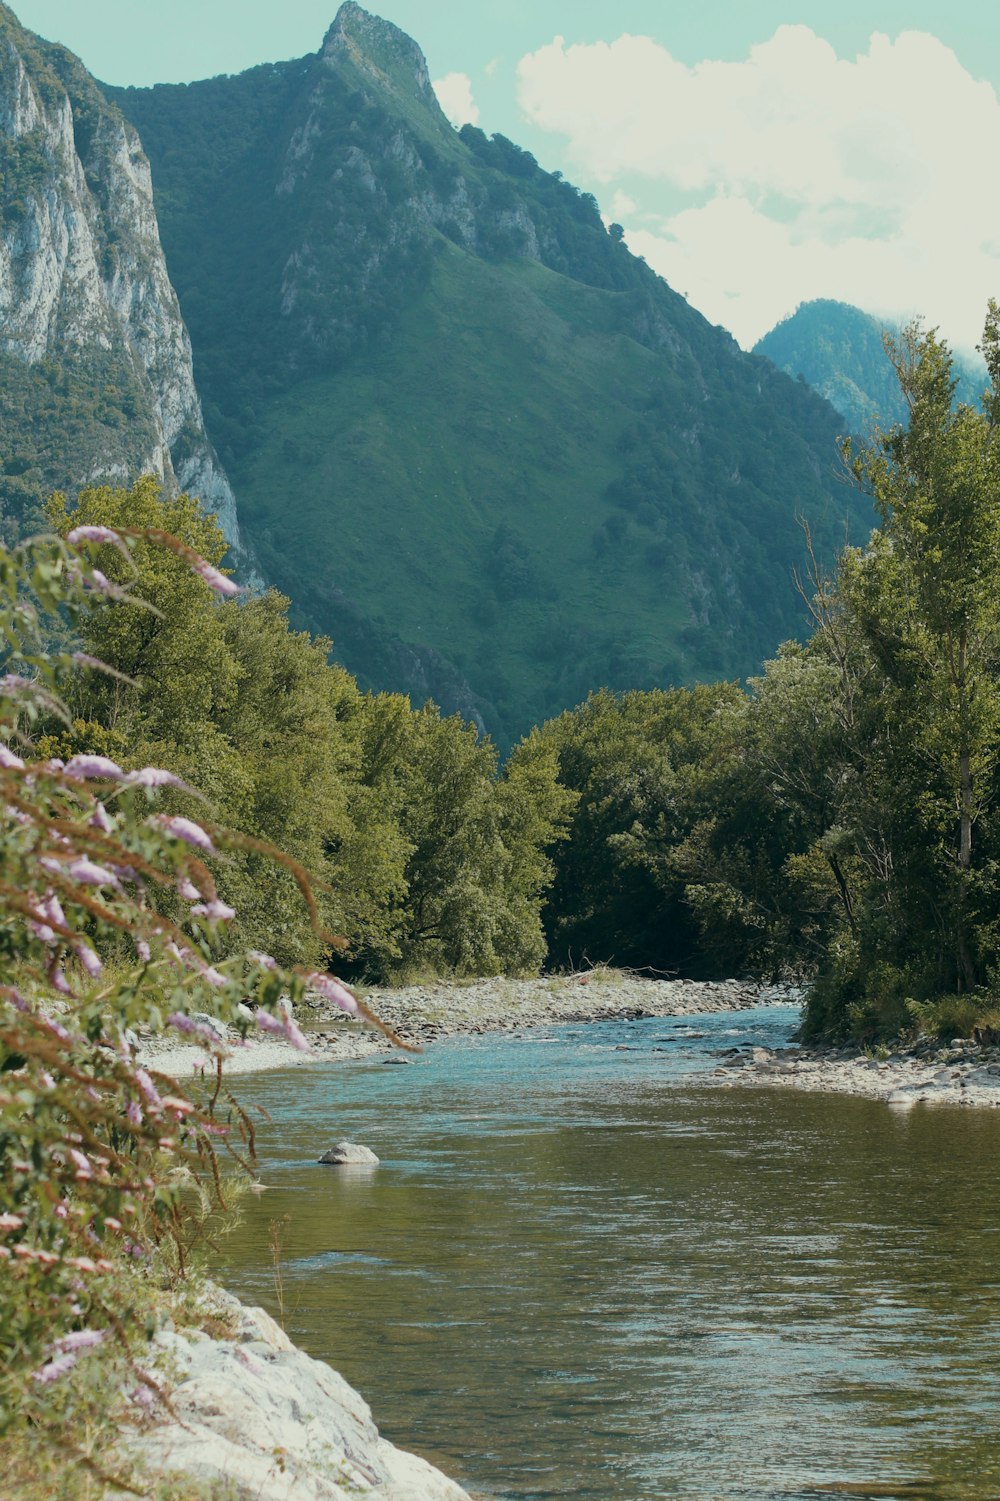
754 299 987 435
0 3 240 546
110 4 868 744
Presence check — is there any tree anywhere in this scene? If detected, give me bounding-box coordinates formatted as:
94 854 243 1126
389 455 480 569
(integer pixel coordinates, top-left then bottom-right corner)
840 314 1000 996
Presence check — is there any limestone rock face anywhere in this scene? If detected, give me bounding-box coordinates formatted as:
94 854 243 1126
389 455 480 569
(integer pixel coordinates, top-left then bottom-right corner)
0 9 240 544
129 1295 472 1501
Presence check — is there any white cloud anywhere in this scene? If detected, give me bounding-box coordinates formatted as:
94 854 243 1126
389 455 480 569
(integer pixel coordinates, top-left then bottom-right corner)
516 27 1000 351
607 189 637 222
433 71 480 128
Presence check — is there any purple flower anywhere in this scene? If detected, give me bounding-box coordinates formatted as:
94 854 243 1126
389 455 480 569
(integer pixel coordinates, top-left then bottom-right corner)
33 1353 78 1384
64 755 125 782
83 569 121 597
125 766 191 791
306 972 359 1016
156 815 216 854
126 1100 142 1127
166 1011 226 1046
52 1329 105 1354
38 1011 71 1041
89 802 113 833
177 877 202 901
256 1008 311 1053
72 651 118 674
40 893 66 928
134 1069 162 1112
74 942 102 979
67 857 118 888
0 744 25 770
283 1017 310 1051
136 939 151 964
200 965 228 989
249 950 278 971
66 524 120 546
0 673 31 691
192 559 241 596
48 965 72 997
68 1148 92 1178
192 898 236 921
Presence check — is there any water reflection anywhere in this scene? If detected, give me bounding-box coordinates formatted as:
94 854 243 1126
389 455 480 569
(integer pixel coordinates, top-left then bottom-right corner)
215 1007 1000 1500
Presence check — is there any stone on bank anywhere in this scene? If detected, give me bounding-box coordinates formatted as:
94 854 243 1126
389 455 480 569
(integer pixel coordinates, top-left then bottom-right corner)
127 1290 470 1500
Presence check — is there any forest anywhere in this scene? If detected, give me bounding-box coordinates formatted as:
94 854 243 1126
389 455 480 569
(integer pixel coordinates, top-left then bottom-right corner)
7 315 999 1045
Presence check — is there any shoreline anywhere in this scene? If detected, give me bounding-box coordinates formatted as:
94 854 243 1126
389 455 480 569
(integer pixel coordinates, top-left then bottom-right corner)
719 1036 1000 1108
139 971 1000 1112
139 972 779 1078
128 1283 475 1501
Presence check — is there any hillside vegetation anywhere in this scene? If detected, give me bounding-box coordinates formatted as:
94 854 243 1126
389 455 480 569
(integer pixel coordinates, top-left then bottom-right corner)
112 3 869 745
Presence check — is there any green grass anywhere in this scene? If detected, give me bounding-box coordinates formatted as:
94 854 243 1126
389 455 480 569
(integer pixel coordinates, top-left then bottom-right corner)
235 245 722 739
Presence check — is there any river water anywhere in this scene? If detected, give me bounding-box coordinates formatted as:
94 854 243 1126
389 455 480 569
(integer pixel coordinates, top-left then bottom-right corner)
216 1005 1000 1500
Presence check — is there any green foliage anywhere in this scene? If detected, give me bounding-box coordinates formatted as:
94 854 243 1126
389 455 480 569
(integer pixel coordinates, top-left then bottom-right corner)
541 309 1000 1037
45 480 570 980
0 350 160 539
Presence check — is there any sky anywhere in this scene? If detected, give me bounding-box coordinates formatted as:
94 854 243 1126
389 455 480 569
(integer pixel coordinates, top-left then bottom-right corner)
10 0 1000 354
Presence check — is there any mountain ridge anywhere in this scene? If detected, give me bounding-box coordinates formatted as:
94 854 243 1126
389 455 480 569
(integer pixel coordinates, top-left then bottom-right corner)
109 3 869 744
754 298 988 433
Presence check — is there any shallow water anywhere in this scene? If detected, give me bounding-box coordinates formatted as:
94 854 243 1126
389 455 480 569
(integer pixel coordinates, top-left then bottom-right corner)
215 1006 1000 1500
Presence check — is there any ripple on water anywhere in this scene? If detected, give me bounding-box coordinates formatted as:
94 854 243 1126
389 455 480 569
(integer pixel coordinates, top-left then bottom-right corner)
216 1007 1000 1501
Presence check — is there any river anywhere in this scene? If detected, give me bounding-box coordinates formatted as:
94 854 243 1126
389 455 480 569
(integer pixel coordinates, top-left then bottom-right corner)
215 1004 1000 1500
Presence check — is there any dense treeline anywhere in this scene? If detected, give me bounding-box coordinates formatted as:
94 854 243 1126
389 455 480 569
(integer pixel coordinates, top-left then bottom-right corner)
40 317 1000 1038
41 479 573 981
544 317 1000 1040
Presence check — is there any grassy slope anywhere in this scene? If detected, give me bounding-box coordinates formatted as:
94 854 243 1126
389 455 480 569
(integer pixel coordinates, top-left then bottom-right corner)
238 246 701 734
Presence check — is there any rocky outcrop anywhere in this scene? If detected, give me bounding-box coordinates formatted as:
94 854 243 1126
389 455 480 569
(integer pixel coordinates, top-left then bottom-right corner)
0 6 240 545
130 1293 472 1501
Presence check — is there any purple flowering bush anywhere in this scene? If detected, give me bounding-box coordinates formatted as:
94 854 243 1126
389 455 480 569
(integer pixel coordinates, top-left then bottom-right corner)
0 522 372 1488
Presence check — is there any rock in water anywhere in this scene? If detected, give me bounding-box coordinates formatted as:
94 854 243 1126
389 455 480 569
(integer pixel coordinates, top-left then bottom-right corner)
319 1141 380 1166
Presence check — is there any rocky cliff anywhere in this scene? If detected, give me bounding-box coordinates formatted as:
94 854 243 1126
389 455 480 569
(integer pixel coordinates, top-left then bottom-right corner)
0 4 239 545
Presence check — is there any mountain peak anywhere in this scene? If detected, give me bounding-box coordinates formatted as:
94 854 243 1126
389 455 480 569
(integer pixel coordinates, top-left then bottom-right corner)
322 3 433 101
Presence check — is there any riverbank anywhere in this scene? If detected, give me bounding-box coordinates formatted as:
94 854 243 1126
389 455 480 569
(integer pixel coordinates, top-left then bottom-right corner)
140 972 779 1078
127 1284 474 1501
138 974 1000 1112
719 1035 1000 1108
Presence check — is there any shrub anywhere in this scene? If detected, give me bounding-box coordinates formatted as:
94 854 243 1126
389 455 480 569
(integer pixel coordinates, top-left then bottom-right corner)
0 520 374 1486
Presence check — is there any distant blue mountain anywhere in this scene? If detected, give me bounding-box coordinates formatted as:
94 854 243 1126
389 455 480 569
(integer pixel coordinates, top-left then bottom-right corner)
754 299 987 434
